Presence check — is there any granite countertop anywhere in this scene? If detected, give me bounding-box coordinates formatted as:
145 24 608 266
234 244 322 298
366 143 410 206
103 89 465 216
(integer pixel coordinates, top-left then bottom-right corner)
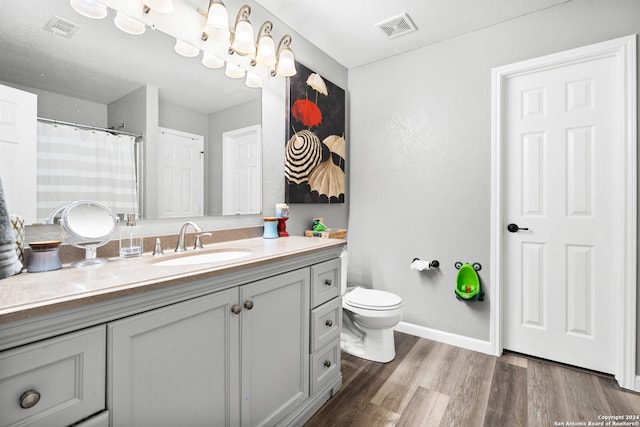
0 236 346 323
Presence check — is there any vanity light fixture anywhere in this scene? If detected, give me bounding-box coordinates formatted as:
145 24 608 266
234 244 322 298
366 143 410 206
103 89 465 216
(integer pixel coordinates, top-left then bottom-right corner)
114 11 146 35
174 38 200 57
203 0 230 41
230 5 255 57
143 0 174 14
224 62 245 79
202 51 225 69
69 0 108 19
245 71 262 88
272 34 297 77
252 21 276 67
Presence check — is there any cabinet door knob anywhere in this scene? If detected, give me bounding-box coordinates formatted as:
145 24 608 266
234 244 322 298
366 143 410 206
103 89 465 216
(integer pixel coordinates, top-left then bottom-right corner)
323 360 332 368
324 279 332 286
19 390 41 409
231 304 242 314
244 300 254 310
325 319 333 327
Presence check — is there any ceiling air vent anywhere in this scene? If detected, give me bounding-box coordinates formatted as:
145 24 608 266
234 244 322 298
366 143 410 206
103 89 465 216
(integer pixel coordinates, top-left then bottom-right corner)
375 13 417 39
44 16 80 38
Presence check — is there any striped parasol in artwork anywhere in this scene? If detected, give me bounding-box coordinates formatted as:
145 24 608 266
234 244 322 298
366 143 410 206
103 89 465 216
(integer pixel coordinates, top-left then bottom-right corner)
285 130 322 185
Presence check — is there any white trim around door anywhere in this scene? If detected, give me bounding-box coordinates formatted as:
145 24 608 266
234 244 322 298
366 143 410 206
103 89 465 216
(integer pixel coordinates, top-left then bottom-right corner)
490 35 637 390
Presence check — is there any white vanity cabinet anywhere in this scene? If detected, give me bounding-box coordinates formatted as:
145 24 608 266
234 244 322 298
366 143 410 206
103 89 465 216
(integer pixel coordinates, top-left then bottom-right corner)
0 238 346 427
0 326 106 427
108 268 310 427
309 259 342 396
107 287 240 426
240 268 310 427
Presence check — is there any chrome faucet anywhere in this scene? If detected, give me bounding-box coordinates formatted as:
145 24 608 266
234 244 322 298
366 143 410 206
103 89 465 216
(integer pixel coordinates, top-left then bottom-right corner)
175 222 202 252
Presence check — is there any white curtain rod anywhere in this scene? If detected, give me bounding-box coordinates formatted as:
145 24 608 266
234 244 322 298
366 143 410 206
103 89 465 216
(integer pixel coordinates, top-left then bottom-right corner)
37 117 143 139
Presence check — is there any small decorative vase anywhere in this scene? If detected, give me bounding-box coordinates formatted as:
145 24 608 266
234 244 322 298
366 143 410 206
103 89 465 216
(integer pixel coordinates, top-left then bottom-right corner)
277 217 289 237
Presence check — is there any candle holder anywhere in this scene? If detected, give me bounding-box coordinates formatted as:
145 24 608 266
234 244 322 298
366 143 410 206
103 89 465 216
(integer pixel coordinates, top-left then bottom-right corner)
277 217 289 237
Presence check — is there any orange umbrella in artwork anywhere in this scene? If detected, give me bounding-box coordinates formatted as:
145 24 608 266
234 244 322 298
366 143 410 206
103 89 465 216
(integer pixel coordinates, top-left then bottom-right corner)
292 99 322 128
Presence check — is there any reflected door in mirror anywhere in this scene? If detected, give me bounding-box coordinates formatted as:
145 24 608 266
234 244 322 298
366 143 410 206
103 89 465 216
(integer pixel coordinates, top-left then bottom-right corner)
157 128 204 218
0 84 37 223
222 125 262 215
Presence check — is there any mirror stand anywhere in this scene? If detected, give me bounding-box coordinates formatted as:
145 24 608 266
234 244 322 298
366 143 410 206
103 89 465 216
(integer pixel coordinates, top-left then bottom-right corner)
72 244 109 268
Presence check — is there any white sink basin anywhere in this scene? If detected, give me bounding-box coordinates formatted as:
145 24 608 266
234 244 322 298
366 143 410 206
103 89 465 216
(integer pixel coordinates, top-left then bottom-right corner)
152 249 252 267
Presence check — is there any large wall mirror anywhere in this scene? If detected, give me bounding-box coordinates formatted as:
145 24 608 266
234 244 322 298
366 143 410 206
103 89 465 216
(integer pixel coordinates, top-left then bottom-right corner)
0 0 263 223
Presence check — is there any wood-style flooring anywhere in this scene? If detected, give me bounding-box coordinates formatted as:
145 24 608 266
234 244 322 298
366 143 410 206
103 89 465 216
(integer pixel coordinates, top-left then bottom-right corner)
305 332 640 427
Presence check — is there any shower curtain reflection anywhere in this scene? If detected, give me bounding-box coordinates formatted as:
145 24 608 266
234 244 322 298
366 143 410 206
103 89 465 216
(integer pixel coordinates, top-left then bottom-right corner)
36 122 138 222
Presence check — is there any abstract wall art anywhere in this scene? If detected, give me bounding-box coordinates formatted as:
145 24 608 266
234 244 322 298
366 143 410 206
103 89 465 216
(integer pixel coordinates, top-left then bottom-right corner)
285 62 346 204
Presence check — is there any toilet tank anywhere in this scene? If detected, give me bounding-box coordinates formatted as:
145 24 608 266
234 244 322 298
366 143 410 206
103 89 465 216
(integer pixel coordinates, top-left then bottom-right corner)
340 246 348 295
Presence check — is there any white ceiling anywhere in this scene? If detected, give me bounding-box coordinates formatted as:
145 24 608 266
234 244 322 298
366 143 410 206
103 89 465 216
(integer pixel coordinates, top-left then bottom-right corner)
0 0 570 114
255 0 570 69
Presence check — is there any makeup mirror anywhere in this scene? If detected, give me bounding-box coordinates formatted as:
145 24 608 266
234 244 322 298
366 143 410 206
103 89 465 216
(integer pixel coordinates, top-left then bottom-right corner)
59 200 119 267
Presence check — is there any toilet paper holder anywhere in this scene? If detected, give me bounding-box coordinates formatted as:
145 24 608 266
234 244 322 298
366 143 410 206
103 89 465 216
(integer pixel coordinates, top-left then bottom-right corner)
411 258 439 269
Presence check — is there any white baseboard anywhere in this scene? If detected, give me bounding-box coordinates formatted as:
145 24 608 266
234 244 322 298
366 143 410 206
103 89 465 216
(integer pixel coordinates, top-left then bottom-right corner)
635 375 640 392
394 321 493 355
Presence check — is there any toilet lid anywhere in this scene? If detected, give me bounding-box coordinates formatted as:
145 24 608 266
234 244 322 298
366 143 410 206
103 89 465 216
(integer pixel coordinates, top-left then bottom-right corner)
344 287 402 310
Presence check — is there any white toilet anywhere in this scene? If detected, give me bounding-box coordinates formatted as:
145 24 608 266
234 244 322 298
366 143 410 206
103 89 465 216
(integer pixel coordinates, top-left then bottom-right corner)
340 248 403 363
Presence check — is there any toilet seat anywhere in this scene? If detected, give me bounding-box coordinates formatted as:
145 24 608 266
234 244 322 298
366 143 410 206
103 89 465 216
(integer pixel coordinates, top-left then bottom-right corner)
344 287 402 311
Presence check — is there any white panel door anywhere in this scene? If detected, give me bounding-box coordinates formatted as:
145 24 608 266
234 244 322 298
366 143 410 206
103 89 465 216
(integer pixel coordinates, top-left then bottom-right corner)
157 127 204 218
222 125 262 215
0 84 37 223
503 53 621 373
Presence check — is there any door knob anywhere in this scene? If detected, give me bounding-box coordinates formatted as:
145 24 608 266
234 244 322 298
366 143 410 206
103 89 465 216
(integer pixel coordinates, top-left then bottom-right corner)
244 300 254 310
507 223 529 233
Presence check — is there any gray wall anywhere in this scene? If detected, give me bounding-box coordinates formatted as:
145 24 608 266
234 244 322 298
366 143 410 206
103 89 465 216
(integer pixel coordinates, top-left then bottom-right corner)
0 81 107 126
257 4 349 236
346 0 640 364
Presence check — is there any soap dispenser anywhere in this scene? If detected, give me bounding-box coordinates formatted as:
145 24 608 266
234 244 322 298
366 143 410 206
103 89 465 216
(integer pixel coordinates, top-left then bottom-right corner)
119 213 143 258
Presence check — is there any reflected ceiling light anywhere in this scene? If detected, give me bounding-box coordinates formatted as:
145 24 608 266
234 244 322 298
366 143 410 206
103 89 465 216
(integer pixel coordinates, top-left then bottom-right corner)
175 39 200 57
224 62 245 79
273 35 296 77
202 52 224 69
253 21 276 67
230 4 255 56
143 0 173 13
245 71 262 88
203 0 230 41
114 12 146 35
69 0 107 19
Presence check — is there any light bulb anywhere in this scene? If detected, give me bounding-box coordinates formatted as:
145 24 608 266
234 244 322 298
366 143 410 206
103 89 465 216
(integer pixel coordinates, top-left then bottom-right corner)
144 0 173 13
114 12 145 35
225 62 245 79
245 71 262 88
202 52 224 69
255 35 276 66
204 1 230 41
232 20 255 56
70 0 107 19
276 47 296 77
175 39 199 57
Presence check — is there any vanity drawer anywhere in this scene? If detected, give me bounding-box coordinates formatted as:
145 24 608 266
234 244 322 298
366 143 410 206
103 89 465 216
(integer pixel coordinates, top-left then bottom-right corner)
0 326 106 427
310 338 341 395
311 258 341 307
310 297 342 353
